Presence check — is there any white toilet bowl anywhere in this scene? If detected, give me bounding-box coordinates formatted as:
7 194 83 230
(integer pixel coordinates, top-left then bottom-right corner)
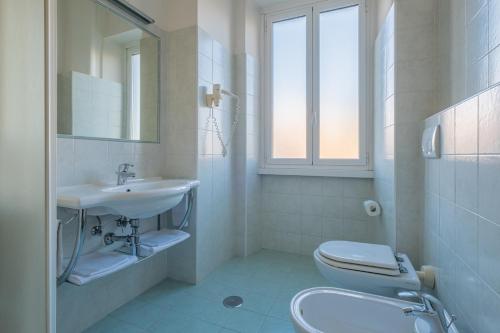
314 241 421 297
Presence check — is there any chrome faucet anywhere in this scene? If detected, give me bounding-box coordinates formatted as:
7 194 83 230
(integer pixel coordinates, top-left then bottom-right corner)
116 163 135 185
398 291 457 332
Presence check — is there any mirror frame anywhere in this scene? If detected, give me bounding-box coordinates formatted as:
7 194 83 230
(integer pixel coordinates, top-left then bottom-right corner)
57 0 163 144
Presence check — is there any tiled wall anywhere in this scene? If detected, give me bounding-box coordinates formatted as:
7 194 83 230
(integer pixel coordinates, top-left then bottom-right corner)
58 72 123 139
438 0 500 110
261 176 379 255
57 29 169 333
423 84 500 333
57 139 165 187
164 27 197 180
56 99 168 333
196 28 238 279
235 54 262 257
163 26 199 283
57 251 169 333
392 0 438 266
243 55 261 255
374 4 396 249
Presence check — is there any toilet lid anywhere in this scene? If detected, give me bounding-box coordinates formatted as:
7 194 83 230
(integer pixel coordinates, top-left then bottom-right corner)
318 241 398 270
317 251 401 276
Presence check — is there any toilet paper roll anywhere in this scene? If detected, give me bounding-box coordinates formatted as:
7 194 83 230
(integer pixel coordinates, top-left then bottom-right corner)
363 200 381 217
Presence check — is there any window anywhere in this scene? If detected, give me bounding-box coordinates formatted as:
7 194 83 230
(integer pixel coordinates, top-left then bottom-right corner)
263 0 369 175
126 46 141 140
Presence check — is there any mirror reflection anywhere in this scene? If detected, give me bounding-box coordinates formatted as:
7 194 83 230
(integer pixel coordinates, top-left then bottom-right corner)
57 0 159 142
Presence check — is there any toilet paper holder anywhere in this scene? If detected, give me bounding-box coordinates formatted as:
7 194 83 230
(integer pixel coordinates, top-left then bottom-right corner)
363 200 381 217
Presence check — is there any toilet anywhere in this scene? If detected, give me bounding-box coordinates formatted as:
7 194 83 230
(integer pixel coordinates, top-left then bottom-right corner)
314 241 421 297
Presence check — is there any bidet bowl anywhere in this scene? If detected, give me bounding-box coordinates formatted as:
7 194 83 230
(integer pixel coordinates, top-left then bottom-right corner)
290 287 456 333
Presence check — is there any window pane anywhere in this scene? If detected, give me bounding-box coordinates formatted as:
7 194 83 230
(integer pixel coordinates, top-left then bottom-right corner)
272 16 307 159
130 53 141 140
319 6 359 159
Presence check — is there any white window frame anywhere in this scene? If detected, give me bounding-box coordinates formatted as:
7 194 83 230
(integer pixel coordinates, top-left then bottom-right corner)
265 7 313 166
261 0 372 177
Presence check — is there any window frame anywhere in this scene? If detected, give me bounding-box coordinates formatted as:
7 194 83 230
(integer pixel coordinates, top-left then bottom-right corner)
262 0 371 175
264 7 313 166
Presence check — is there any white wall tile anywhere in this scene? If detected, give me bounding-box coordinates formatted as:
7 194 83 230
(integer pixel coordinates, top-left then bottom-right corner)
260 176 376 253
466 0 487 22
478 217 500 294
478 155 500 224
439 155 456 202
426 159 440 194
321 217 343 239
455 206 478 270
455 97 478 154
300 215 322 237
479 85 500 153
440 108 456 154
198 54 213 83
300 235 322 256
437 240 457 307
455 155 478 211
455 258 480 330
321 196 344 219
439 197 456 251
425 83 500 333
467 55 489 96
489 45 500 85
478 280 500 333
439 0 500 108
490 0 500 50
396 0 436 30
467 5 489 62
198 29 213 58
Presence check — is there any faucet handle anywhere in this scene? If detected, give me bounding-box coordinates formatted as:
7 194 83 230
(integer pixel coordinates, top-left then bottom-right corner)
118 163 134 172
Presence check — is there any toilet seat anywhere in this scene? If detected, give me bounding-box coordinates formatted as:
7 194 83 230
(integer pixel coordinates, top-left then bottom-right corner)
318 241 398 270
317 241 400 276
313 249 421 295
318 252 400 276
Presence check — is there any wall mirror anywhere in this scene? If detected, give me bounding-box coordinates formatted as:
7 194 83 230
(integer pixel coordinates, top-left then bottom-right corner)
57 0 160 142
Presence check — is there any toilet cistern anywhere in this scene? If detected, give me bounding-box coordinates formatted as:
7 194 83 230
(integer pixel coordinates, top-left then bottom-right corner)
116 163 135 185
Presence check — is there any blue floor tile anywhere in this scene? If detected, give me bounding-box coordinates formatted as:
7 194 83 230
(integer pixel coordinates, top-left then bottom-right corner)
84 316 147 333
148 311 221 333
221 308 266 333
258 317 295 333
85 250 326 333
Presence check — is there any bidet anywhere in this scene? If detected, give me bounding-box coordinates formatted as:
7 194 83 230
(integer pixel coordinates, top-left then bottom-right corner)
290 287 459 333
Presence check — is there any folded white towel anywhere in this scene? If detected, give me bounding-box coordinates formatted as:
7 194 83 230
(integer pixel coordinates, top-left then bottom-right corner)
68 252 137 285
141 229 190 247
139 229 190 257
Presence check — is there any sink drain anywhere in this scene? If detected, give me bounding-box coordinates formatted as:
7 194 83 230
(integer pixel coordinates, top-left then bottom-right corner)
223 296 244 308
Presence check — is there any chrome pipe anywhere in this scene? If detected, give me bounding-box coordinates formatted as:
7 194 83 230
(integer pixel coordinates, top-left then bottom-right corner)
177 189 194 230
57 209 87 286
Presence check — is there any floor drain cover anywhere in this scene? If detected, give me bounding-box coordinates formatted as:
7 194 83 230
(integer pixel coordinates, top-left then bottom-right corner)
223 296 244 308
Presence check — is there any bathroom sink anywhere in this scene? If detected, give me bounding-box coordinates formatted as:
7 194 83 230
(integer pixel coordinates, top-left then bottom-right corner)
290 287 458 333
57 178 200 219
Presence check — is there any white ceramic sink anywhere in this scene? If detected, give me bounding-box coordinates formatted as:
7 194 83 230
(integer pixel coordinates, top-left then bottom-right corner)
290 288 458 333
57 178 200 219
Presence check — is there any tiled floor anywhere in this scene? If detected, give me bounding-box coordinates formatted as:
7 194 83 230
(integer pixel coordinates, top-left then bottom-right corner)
84 250 329 333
